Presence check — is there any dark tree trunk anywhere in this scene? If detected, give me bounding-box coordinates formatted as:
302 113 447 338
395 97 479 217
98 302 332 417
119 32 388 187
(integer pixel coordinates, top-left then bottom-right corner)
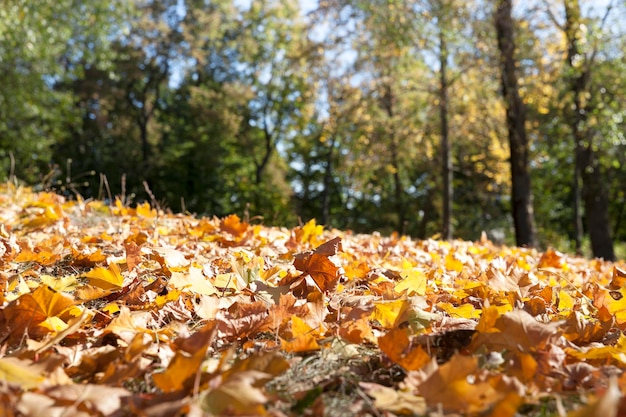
382 84 406 234
321 135 337 225
439 28 452 240
255 125 275 185
573 164 584 255
564 0 615 260
494 0 537 247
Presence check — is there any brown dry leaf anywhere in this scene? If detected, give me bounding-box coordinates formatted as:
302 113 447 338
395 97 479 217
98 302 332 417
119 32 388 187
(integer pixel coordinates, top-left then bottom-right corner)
267 293 309 332
2 285 76 342
123 240 142 272
0 230 19 265
293 236 342 293
38 384 130 416
567 376 620 417
562 310 614 345
471 309 562 352
418 354 510 414
70 246 107 267
2 184 626 417
152 322 216 392
216 300 270 341
201 370 270 416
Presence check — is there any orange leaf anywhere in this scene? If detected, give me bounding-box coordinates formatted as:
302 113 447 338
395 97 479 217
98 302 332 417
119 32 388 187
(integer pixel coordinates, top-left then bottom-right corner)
14 246 61 266
537 248 564 269
378 328 431 371
70 246 107 267
293 237 342 293
152 323 216 392
123 241 142 272
418 354 503 414
281 316 320 353
220 214 248 237
609 265 626 290
2 286 75 342
338 317 375 344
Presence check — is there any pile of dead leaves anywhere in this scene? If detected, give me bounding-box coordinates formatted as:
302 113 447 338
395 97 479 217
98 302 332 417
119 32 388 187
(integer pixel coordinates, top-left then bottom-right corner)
0 182 624 416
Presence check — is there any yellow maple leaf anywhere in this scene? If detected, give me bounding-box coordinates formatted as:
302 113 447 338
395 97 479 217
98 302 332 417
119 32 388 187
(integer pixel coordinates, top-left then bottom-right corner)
136 201 156 218
84 262 124 290
395 259 427 296
371 299 411 328
438 302 481 319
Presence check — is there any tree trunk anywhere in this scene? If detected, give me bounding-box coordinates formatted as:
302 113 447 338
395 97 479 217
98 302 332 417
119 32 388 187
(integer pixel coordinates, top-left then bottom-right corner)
494 0 537 247
321 135 337 225
439 28 453 240
382 84 406 234
255 125 275 185
572 163 584 255
564 0 615 260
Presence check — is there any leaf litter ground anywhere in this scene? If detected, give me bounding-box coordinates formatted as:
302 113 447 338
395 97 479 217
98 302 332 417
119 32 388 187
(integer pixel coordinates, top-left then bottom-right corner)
0 183 625 416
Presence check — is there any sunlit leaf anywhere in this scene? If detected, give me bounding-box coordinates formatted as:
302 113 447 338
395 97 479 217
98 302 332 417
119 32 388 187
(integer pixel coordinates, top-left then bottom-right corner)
378 328 431 371
0 357 45 389
371 299 411 329
361 383 427 415
220 214 248 237
417 354 515 414
394 259 427 296
152 323 216 392
293 237 343 293
281 315 320 353
84 262 124 290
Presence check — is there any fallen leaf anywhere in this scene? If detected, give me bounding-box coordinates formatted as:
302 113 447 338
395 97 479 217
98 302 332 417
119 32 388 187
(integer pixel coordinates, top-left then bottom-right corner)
418 354 511 414
293 237 343 293
152 322 216 392
0 357 46 389
568 376 620 417
84 262 124 290
378 328 431 371
361 382 427 415
471 309 562 352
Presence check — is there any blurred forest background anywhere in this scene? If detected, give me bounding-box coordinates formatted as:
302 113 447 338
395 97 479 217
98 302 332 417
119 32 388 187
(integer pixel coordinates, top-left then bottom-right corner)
1 0 625 259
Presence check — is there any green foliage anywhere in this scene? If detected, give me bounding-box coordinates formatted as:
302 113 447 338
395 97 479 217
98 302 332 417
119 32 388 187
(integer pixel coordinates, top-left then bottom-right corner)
0 0 132 183
1 0 625 255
